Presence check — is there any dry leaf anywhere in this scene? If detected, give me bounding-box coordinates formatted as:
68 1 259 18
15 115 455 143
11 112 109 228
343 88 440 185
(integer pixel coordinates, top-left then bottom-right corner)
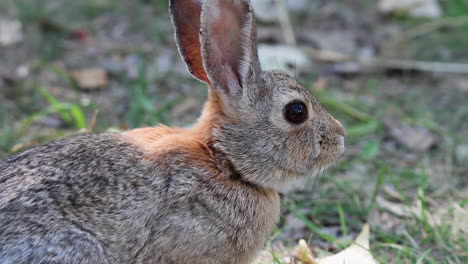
384 119 437 152
376 196 420 218
450 203 468 237
71 67 108 89
294 239 317 264
255 224 378 264
317 224 377 264
376 196 444 227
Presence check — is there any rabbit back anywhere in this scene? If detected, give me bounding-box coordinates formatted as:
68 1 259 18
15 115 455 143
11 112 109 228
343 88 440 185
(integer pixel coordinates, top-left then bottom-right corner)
0 131 280 264
0 134 145 263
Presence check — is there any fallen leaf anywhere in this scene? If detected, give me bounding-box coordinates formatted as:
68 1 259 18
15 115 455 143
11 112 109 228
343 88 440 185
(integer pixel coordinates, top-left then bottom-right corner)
71 67 108 89
294 239 317 264
384 119 437 152
377 196 422 219
316 224 377 264
451 203 468 237
382 185 404 202
256 224 378 264
377 196 444 228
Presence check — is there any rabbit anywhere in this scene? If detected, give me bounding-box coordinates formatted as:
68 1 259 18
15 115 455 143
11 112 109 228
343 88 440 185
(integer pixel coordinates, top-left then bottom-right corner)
0 0 345 263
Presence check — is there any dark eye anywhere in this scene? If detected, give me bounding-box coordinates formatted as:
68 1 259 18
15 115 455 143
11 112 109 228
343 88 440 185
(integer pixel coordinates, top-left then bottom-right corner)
283 100 308 124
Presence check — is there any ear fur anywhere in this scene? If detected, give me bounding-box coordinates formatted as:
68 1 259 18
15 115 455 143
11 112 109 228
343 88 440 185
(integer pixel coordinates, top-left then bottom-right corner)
170 0 210 83
200 0 261 97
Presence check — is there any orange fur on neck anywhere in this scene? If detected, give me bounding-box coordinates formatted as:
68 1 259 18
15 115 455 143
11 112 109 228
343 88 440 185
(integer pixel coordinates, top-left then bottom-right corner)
122 88 223 158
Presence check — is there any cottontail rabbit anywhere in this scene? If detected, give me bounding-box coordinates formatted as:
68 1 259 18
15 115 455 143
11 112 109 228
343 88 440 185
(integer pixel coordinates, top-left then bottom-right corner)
0 0 345 263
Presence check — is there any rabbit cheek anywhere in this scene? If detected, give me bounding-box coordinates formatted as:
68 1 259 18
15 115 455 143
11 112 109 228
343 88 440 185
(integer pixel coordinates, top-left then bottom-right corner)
289 129 314 170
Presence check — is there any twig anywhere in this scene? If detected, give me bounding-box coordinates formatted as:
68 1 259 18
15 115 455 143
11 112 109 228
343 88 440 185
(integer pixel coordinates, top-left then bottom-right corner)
301 46 468 74
274 0 296 46
350 59 468 74
402 16 468 41
301 47 353 62
87 109 99 133
382 16 468 56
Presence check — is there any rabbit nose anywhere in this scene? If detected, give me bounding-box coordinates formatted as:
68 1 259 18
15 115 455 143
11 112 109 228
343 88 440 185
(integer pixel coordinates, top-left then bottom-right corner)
330 118 346 137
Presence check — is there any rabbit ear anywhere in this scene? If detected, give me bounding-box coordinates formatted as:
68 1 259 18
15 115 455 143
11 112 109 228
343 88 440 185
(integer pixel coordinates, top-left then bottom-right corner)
170 0 210 83
200 0 261 97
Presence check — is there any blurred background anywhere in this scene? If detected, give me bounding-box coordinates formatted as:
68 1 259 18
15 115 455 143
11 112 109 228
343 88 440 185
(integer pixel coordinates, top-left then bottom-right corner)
0 0 467 263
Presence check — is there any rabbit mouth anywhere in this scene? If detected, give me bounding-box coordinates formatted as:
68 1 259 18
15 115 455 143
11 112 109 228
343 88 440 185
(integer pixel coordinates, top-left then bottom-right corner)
276 135 344 179
311 135 345 170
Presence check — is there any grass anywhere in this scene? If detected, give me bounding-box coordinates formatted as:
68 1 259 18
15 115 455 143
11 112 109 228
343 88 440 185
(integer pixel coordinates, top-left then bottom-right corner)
122 56 185 128
390 0 468 61
0 0 467 263
260 73 467 263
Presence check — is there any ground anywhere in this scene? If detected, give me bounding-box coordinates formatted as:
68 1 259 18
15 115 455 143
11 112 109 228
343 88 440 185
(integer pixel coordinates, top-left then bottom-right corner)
0 0 467 263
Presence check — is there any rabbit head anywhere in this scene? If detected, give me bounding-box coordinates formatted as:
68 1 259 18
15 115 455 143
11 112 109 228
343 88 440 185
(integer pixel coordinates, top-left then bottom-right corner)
171 0 345 191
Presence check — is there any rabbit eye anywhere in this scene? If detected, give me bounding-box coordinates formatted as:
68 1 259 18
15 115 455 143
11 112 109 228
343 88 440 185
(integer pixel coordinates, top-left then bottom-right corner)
284 100 308 124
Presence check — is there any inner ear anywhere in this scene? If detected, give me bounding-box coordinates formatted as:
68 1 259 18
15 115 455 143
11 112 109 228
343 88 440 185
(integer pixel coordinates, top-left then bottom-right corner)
200 0 261 97
170 0 210 84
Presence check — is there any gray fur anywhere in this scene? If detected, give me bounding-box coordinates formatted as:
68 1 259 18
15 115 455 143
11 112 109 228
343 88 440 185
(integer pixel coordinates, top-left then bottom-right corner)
0 134 279 263
0 0 344 263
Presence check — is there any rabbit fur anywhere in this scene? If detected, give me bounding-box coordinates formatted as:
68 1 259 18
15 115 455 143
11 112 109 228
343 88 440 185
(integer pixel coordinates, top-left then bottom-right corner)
0 0 345 263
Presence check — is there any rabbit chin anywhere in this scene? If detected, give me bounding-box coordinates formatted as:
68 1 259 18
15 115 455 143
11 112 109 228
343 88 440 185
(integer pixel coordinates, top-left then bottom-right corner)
265 144 344 192
261 163 331 193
